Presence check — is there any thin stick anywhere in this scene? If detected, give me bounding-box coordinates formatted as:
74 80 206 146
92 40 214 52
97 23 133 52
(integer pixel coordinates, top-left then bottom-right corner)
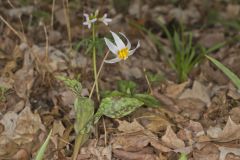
0 15 25 42
51 0 56 30
43 24 49 63
143 68 153 95
63 0 72 50
89 51 109 99
7 0 15 8
102 117 107 146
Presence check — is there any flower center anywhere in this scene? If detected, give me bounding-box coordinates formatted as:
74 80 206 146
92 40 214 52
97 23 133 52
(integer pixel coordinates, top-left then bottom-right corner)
118 48 129 60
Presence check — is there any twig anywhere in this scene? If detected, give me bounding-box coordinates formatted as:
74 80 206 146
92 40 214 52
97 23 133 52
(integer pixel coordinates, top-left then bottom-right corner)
51 0 56 30
143 68 153 95
102 117 107 146
0 15 26 42
63 0 72 50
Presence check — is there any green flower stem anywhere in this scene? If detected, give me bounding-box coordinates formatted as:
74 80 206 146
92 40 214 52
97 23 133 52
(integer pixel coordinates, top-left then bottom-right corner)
72 133 84 160
89 51 110 99
92 24 100 101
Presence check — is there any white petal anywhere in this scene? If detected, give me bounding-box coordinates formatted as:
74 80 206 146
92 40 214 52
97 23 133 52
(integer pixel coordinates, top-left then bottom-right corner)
104 38 118 54
129 40 140 56
91 18 97 23
104 57 121 63
83 21 88 25
83 13 89 19
119 32 131 49
110 31 125 50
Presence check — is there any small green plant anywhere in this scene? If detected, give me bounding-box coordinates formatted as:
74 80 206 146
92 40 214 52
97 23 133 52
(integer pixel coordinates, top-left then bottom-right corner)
57 29 160 160
35 130 52 160
206 55 240 91
160 24 204 82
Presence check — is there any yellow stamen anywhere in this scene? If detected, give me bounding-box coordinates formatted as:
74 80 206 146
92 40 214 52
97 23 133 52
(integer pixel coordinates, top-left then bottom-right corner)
118 48 129 60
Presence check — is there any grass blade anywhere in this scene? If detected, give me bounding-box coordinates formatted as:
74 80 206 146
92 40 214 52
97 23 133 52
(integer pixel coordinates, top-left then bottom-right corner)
206 55 240 90
35 130 52 160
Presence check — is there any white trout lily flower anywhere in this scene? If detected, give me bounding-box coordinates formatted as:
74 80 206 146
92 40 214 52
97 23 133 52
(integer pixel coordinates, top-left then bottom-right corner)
104 31 140 63
83 13 97 29
99 13 112 26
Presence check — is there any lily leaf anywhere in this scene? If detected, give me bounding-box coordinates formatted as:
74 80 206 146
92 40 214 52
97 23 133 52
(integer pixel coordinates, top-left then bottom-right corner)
117 80 137 95
74 97 94 135
94 97 143 123
57 76 82 96
134 93 160 108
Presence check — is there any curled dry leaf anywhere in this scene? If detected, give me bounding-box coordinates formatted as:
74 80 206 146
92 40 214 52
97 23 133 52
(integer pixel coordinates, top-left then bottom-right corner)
165 80 189 98
14 51 34 99
0 105 44 145
117 119 145 133
209 117 240 142
79 140 112 160
132 109 172 132
113 148 158 160
112 127 170 153
193 143 219 160
161 126 185 149
219 146 240 160
179 81 211 106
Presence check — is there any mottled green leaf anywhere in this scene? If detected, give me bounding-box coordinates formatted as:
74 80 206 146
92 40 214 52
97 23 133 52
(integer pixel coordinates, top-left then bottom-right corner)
101 90 126 98
57 76 82 96
95 97 143 123
134 93 160 107
74 97 94 135
117 80 137 95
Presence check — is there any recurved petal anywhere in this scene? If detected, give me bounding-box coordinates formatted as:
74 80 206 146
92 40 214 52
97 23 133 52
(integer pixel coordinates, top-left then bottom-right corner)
91 18 97 23
119 32 131 49
104 38 118 54
128 40 140 56
104 57 121 63
110 31 125 50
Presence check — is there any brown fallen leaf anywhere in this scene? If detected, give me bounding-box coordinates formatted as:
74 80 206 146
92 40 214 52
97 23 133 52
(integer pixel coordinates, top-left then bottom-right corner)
117 119 145 133
219 146 240 160
14 51 34 99
113 148 157 160
165 80 190 98
179 80 211 106
79 140 112 160
133 109 172 132
161 126 185 149
176 98 206 120
209 117 240 142
0 103 44 147
193 143 219 160
11 148 30 160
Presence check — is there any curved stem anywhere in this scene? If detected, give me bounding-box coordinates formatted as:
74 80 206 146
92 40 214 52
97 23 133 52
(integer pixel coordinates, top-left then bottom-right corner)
72 133 84 160
89 51 109 99
92 24 100 101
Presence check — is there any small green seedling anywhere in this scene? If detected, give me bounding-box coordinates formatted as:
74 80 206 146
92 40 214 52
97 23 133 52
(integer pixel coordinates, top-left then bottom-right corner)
160 23 204 82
